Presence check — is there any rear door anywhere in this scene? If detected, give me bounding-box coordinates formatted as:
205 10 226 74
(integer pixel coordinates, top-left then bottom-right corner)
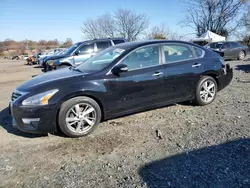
161 43 205 101
73 43 95 65
221 42 232 59
230 42 242 58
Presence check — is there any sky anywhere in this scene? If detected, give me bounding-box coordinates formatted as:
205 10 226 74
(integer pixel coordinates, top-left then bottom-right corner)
0 0 194 43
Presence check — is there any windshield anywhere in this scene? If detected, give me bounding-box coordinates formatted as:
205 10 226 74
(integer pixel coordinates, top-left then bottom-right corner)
77 46 126 72
206 43 224 49
63 42 82 55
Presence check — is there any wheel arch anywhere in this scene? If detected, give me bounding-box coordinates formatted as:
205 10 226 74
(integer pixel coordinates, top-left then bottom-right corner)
57 91 105 121
201 71 219 87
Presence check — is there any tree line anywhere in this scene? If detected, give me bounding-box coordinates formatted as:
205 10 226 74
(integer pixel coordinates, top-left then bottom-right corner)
0 38 73 56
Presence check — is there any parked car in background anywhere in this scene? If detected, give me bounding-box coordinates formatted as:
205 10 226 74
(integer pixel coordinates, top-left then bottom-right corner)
26 53 41 65
205 41 250 60
23 53 29 60
10 40 232 137
42 38 126 72
39 49 66 66
39 49 64 59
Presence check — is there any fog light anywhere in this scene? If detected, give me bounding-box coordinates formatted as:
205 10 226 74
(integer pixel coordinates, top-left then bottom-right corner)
22 118 40 124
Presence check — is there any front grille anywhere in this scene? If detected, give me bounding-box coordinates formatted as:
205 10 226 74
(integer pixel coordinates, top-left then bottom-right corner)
11 92 22 101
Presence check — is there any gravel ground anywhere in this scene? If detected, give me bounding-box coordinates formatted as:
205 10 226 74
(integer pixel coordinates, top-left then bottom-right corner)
0 58 249 188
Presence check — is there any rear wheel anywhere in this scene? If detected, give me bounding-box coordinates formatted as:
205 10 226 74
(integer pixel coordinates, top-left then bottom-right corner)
195 76 217 106
238 50 245 60
58 97 102 137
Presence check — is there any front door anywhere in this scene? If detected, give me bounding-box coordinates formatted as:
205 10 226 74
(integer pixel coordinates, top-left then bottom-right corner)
104 45 166 114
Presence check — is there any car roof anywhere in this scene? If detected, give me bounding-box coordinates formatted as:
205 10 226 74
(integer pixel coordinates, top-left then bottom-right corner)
113 40 202 49
77 38 126 44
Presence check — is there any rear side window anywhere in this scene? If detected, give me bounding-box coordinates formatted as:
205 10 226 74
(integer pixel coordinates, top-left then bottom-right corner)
113 39 125 45
231 42 241 48
193 47 205 58
222 42 230 49
96 41 111 51
163 44 194 64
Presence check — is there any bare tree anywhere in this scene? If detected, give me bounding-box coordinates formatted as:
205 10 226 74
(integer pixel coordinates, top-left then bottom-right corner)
81 18 102 39
81 13 117 39
64 38 73 47
243 6 250 30
181 0 248 37
114 8 149 41
146 23 182 40
146 24 170 39
98 13 117 38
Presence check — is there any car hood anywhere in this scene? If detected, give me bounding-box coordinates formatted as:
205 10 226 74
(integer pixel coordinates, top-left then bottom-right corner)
45 54 70 61
17 68 89 92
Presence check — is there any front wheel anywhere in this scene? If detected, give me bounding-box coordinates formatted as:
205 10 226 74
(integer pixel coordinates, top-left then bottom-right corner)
194 76 218 106
238 50 245 60
58 97 102 137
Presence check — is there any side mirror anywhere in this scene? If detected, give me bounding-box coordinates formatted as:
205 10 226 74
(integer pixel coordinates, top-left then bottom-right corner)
112 64 128 75
74 51 80 56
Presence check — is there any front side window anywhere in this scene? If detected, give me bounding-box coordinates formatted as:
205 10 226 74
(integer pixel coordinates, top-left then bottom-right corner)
163 44 194 63
78 43 94 55
222 42 230 49
64 42 82 55
121 46 159 70
96 41 111 51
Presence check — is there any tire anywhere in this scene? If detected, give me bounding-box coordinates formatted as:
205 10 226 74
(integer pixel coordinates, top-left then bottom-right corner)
238 50 245 60
58 96 102 137
194 76 218 106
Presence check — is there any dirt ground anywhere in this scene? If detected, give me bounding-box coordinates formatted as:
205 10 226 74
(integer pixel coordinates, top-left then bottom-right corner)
0 58 250 188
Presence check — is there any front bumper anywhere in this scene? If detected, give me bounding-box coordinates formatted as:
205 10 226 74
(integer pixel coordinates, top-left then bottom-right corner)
217 64 233 91
9 103 58 134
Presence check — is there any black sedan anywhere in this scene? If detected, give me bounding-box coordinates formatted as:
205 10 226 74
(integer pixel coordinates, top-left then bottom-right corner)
10 40 233 137
205 41 249 60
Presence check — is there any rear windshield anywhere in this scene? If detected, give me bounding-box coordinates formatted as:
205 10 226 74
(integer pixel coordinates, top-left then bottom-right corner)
113 40 125 45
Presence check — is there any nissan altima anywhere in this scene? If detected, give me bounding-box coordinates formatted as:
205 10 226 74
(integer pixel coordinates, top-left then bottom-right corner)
10 40 233 137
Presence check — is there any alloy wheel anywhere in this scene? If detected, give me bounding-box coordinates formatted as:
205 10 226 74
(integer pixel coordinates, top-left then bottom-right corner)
239 51 245 60
200 80 216 103
65 103 96 134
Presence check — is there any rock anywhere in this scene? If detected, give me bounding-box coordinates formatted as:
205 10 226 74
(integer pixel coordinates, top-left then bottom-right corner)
124 176 129 181
156 130 163 139
5 165 13 171
176 143 182 148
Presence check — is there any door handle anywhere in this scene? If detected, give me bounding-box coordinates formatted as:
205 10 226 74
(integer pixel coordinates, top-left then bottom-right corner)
192 63 201 68
152 72 163 77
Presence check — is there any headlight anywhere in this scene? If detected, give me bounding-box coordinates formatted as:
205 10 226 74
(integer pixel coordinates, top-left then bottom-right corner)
22 89 58 106
47 60 54 66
